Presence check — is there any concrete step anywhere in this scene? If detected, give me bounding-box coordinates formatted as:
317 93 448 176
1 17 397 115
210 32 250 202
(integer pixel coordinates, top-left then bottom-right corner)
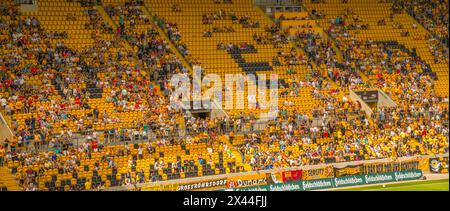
95 5 134 52
0 167 21 191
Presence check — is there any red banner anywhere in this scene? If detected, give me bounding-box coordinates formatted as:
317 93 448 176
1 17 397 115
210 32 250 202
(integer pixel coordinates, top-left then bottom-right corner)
282 169 302 182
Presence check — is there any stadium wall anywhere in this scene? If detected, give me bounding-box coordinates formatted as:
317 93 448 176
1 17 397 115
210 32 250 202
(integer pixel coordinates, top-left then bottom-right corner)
18 0 38 13
377 89 397 108
348 89 373 116
0 112 14 143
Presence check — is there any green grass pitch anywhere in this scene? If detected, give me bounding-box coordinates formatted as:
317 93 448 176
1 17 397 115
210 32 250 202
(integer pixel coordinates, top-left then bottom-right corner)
335 179 449 191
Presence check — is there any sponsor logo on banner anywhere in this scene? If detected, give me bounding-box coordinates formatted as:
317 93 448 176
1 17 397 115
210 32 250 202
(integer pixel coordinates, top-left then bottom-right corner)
302 178 334 190
302 166 334 180
394 170 422 181
269 181 302 191
334 175 365 187
364 173 394 184
227 173 267 188
233 186 269 191
177 178 228 191
334 165 363 177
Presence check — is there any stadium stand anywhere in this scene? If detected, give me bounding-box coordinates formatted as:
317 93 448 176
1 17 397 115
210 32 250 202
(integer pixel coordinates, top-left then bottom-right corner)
0 0 448 191
146 0 326 117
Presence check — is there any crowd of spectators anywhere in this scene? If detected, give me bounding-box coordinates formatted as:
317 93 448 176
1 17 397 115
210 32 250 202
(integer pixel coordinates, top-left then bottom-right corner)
236 74 448 170
392 0 449 45
0 0 448 191
294 31 337 69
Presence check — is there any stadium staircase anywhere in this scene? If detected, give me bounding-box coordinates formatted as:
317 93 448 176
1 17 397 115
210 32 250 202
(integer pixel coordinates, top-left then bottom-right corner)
96 5 118 31
141 6 194 74
222 136 252 172
254 3 277 24
356 70 371 84
94 4 135 53
0 167 21 191
323 32 344 63
100 1 140 54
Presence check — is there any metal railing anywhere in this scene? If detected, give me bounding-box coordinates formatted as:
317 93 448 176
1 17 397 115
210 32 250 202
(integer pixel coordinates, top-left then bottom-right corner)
14 0 36 4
